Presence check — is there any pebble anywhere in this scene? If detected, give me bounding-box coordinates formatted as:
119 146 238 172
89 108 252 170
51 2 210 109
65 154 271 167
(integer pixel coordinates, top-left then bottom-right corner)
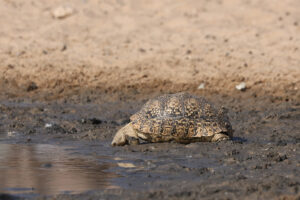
197 83 205 89
41 163 52 168
26 82 38 92
7 131 18 137
81 118 103 124
117 162 136 168
52 6 74 19
235 82 247 91
45 123 53 128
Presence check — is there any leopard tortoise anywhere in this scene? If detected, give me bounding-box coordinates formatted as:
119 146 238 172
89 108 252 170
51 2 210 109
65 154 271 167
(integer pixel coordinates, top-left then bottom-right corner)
112 92 233 146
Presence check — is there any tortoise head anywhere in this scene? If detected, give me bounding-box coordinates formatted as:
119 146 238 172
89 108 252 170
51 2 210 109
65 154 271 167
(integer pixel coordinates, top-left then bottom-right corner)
214 106 233 138
193 107 233 141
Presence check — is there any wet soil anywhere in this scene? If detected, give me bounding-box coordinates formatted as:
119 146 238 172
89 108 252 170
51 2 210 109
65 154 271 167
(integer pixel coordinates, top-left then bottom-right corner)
0 91 299 200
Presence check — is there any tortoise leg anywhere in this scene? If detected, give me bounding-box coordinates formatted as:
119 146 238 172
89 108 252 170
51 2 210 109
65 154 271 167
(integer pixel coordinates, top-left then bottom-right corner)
211 133 230 142
111 123 139 146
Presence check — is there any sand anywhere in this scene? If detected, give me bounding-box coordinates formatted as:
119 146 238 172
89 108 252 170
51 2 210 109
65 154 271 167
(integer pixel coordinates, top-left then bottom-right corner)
0 0 299 100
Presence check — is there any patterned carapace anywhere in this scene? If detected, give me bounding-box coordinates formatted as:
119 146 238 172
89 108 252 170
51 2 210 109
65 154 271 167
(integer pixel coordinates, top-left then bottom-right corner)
130 92 233 142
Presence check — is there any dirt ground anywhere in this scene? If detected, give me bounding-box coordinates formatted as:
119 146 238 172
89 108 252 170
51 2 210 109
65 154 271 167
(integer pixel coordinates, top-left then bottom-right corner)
0 0 299 199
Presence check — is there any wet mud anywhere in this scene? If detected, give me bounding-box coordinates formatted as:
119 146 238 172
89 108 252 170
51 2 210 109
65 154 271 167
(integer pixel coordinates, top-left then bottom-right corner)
0 91 299 200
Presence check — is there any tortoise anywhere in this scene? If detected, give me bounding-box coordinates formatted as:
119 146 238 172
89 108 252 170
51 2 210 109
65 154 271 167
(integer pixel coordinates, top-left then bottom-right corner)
111 92 233 146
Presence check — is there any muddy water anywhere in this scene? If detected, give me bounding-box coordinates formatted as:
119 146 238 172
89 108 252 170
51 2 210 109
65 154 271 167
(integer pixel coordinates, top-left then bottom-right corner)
0 144 119 195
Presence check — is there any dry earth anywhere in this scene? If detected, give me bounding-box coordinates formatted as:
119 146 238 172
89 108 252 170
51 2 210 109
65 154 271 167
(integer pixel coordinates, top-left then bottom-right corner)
0 0 299 100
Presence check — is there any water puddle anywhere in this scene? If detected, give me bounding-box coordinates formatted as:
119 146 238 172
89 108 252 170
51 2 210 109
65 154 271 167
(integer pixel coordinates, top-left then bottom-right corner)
0 144 120 196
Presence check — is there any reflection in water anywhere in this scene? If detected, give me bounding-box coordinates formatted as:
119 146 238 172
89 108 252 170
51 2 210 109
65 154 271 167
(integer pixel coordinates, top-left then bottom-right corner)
0 144 119 195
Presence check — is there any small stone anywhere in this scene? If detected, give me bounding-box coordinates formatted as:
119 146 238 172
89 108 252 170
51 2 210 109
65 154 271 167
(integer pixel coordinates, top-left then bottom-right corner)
7 131 18 137
275 154 288 162
70 127 78 134
117 162 136 168
139 48 146 53
186 49 192 54
41 163 52 168
235 82 247 91
52 6 74 19
46 124 67 134
61 44 67 51
88 118 102 125
197 83 205 89
80 118 102 124
225 157 236 164
27 82 38 92
45 123 53 128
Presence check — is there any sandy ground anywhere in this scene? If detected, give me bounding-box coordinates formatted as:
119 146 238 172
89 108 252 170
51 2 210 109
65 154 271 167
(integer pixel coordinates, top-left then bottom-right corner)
0 0 299 199
0 0 299 100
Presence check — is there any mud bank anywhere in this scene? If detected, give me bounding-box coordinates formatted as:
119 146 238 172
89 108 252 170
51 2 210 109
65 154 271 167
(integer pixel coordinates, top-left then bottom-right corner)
0 91 299 199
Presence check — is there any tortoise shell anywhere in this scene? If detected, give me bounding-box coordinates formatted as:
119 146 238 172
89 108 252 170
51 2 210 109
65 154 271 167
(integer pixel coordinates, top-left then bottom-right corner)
130 93 233 142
